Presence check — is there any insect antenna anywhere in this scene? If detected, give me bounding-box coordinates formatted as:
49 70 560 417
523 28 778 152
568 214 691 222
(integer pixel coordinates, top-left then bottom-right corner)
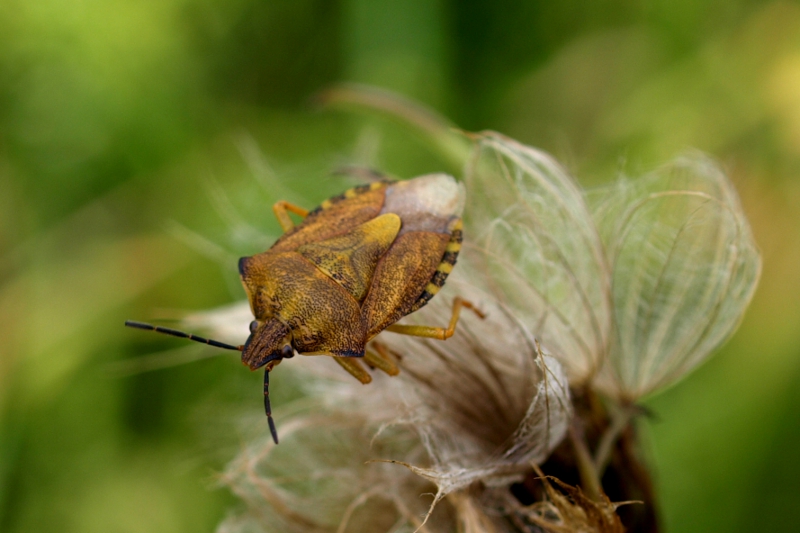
264 370 279 444
126 321 281 444
124 321 244 351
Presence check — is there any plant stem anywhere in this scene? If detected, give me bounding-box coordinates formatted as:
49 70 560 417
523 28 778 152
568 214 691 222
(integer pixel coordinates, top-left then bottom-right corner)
593 404 635 477
568 423 602 501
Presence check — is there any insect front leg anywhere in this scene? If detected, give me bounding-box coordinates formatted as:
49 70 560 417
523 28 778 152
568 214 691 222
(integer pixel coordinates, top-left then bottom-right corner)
385 297 485 340
333 356 373 384
272 200 309 232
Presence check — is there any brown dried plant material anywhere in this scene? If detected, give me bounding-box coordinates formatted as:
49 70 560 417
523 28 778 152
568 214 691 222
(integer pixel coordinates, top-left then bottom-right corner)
516 466 633 533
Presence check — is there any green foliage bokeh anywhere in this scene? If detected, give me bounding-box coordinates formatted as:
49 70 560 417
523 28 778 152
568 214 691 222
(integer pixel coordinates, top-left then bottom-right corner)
1 1 799 531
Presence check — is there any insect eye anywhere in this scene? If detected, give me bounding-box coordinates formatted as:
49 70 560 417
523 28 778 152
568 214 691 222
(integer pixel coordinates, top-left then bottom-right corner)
281 345 294 359
249 321 259 333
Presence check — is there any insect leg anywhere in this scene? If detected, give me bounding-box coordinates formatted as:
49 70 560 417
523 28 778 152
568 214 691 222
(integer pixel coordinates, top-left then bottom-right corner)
385 297 484 340
264 370 279 444
364 342 399 376
333 356 373 384
272 200 309 232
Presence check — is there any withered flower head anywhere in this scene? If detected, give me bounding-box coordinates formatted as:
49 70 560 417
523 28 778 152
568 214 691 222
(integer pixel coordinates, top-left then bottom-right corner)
462 132 760 402
182 130 759 533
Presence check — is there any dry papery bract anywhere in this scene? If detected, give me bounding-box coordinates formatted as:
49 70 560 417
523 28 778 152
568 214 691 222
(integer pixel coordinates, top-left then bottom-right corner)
463 132 612 388
463 132 760 402
588 154 761 400
213 279 571 533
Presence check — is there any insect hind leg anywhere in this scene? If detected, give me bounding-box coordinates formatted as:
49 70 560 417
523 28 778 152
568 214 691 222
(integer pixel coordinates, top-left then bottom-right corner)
385 297 484 341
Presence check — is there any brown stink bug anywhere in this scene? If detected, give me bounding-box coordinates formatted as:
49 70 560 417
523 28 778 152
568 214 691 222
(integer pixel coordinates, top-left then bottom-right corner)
126 174 477 443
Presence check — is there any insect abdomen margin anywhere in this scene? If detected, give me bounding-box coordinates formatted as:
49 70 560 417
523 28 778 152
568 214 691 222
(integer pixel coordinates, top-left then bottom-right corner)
306 180 395 217
410 219 462 313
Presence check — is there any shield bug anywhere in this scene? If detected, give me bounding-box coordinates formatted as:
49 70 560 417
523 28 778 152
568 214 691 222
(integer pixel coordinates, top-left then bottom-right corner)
126 174 477 443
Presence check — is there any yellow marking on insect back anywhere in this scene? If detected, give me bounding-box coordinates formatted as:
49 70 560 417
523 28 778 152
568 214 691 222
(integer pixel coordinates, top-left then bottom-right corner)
436 262 453 274
445 241 462 253
297 213 401 302
424 282 440 295
370 181 383 190
321 199 333 209
451 219 463 231
344 188 358 199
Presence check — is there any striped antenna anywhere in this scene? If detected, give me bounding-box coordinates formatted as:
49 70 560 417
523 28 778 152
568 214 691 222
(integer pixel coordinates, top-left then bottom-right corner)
125 320 280 444
264 370 279 444
124 320 243 351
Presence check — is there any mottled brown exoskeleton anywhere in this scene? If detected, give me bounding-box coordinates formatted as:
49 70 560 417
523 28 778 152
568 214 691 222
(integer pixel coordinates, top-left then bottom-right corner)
126 174 475 443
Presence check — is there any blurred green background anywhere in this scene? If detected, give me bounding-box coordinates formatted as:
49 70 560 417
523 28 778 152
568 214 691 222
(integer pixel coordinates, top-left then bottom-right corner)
1 1 799 531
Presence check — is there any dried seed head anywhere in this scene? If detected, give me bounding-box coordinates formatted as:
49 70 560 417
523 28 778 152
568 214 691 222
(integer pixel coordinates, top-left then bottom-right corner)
187 140 759 531
462 133 760 401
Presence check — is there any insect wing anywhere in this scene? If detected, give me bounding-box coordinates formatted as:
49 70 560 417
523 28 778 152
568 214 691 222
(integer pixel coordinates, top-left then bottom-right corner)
362 230 451 339
362 175 465 339
297 213 401 302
